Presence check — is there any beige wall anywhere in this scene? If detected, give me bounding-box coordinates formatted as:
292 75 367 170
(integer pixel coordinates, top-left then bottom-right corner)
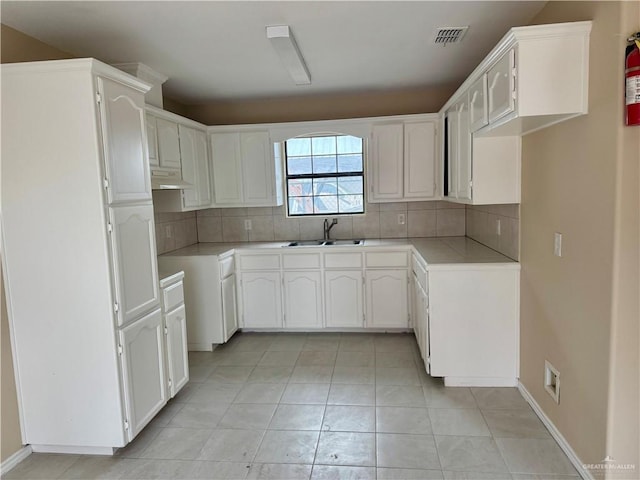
1 24 73 63
184 85 457 125
1 263 22 462
521 2 638 476
606 2 639 476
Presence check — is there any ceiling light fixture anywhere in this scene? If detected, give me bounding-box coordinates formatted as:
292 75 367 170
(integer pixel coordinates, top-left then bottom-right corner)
266 25 311 85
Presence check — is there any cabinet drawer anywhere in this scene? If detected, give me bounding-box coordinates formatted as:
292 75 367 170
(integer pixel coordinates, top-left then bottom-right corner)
162 281 184 311
365 251 408 268
412 256 427 291
324 252 362 269
283 253 321 270
239 254 281 270
219 255 235 278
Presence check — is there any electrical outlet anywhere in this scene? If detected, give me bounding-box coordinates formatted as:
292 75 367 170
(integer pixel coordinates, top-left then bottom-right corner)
244 219 252 231
496 219 501 236
544 360 560 403
164 225 172 239
554 232 562 257
398 213 406 225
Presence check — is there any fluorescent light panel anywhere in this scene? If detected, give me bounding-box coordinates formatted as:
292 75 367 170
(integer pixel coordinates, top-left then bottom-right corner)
266 25 311 85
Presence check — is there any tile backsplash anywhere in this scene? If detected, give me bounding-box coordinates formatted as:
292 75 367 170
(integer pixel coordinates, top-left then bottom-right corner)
195 201 466 243
154 212 198 255
465 204 519 260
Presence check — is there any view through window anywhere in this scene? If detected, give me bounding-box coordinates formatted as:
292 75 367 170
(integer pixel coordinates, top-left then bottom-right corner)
285 134 364 216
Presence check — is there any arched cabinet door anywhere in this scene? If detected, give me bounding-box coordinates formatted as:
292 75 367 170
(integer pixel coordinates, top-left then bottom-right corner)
119 308 167 441
240 271 283 328
97 77 151 204
283 271 323 329
324 271 363 328
109 204 160 325
365 269 408 328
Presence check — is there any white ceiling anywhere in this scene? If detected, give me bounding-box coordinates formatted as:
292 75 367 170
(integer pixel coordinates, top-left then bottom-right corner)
1 1 547 104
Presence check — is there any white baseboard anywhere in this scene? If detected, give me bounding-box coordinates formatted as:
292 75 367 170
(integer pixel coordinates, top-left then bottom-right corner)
1 445 32 475
518 382 594 480
31 444 116 455
445 376 518 387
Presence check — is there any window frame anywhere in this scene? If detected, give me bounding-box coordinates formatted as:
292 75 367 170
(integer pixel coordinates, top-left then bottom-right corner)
284 133 366 217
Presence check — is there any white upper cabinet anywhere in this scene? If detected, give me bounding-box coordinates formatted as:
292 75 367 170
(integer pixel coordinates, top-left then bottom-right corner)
109 204 160 326
98 77 151 204
404 122 437 199
468 74 488 132
370 124 404 200
155 117 182 170
370 118 438 202
178 125 211 209
241 131 276 205
487 49 516 124
441 21 591 138
146 113 159 167
209 130 282 207
210 132 243 204
446 100 472 202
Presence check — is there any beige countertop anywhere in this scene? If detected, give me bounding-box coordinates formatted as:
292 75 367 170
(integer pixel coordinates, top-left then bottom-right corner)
160 237 517 266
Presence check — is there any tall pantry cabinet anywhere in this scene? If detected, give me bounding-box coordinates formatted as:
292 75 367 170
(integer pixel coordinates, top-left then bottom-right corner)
1 59 166 454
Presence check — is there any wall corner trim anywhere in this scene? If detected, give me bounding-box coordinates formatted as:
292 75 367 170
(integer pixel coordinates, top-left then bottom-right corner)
518 382 594 480
0 445 32 475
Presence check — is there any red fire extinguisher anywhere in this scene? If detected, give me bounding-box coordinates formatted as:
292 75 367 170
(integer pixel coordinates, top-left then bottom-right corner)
625 32 640 126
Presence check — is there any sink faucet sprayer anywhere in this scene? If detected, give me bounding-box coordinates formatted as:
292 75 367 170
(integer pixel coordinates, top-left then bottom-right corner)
323 218 338 241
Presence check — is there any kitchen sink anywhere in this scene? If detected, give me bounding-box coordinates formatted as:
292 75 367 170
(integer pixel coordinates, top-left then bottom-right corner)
284 239 363 247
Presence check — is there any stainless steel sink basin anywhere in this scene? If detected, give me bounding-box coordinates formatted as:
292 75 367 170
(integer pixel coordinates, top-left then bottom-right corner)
284 239 363 247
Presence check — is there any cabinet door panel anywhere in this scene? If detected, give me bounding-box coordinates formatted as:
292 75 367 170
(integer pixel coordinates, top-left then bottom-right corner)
146 114 159 167
446 108 459 199
240 272 282 328
241 132 274 205
365 270 408 328
156 118 182 170
178 125 199 208
468 74 489 132
371 124 404 200
488 49 516 123
404 122 436 199
211 132 243 204
165 305 189 397
98 77 151 203
222 274 238 341
109 204 160 325
195 130 212 206
456 100 472 202
284 271 323 329
324 271 363 328
119 308 167 441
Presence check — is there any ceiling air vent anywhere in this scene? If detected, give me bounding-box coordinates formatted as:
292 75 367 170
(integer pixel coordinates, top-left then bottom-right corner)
434 26 469 45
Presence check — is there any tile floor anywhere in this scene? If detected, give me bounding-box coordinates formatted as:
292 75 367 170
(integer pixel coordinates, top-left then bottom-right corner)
4 333 579 480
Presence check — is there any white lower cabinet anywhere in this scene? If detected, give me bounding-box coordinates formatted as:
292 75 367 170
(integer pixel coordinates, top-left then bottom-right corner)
412 272 430 374
240 271 283 328
324 271 364 328
157 254 238 351
283 271 323 329
164 305 189 397
365 269 409 328
118 308 167 441
428 266 519 386
221 274 239 339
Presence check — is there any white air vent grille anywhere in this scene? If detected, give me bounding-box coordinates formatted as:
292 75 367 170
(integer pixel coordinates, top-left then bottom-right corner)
434 27 469 45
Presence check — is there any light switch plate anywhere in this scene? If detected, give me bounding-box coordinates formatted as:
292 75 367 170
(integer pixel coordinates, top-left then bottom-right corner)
554 232 562 257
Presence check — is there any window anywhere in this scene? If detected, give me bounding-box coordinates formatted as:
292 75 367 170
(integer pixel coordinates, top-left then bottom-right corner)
285 134 365 216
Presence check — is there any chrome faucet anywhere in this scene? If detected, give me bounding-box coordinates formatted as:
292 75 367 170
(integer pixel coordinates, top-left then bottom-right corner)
323 218 338 241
